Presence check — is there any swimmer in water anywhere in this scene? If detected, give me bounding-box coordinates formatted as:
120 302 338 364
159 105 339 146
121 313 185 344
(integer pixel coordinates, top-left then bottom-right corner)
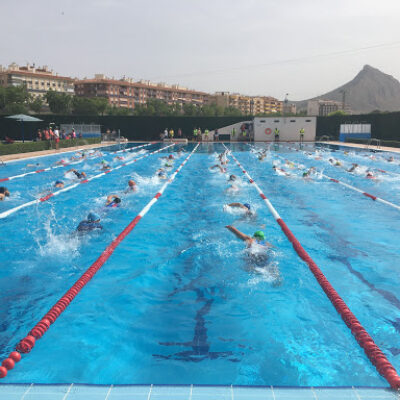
100 160 111 170
55 159 67 166
228 174 237 182
258 150 267 161
302 167 316 178
157 168 167 179
225 225 273 248
65 168 86 179
366 171 376 179
125 179 137 193
105 194 121 207
160 154 174 160
210 164 226 173
347 163 358 173
26 163 40 168
76 212 103 232
113 155 125 161
54 180 64 188
388 156 394 162
227 203 254 216
0 186 10 201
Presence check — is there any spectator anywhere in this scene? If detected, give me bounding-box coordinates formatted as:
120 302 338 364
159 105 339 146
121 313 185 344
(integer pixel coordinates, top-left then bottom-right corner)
214 129 219 142
164 128 168 139
36 129 42 141
78 132 83 139
61 129 66 140
71 128 77 139
178 128 182 138
54 126 60 150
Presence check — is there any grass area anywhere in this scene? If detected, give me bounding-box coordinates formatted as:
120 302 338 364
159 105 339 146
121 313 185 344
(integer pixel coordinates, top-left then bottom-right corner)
0 138 101 155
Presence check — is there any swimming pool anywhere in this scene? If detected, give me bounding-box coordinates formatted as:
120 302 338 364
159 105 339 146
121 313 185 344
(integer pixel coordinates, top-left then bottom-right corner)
0 142 399 388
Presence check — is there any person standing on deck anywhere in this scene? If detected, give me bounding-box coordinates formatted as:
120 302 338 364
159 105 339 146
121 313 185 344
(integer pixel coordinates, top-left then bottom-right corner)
274 128 280 142
299 128 305 143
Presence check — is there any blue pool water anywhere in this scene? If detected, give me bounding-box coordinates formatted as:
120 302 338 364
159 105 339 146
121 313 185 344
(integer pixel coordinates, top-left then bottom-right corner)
0 142 399 387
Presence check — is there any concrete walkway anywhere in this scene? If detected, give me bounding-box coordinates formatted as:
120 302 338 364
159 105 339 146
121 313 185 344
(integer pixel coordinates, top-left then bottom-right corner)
320 141 400 153
0 142 116 162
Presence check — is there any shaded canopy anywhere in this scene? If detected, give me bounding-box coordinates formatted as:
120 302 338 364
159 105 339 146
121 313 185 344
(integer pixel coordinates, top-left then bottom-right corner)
5 114 43 122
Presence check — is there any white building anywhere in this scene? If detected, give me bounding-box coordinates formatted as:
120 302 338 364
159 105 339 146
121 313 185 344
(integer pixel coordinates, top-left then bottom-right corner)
253 117 316 142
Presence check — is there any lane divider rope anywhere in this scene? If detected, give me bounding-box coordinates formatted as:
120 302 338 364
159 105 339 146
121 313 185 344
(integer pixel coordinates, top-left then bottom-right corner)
112 142 156 154
0 143 175 220
0 143 199 379
270 151 400 212
223 144 400 390
0 142 154 183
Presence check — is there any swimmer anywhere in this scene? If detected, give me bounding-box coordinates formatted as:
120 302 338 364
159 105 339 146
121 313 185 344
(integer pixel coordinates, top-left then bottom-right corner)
0 186 10 201
106 194 121 207
113 155 125 161
54 180 64 188
101 160 111 170
228 175 237 182
272 165 289 176
347 163 358 173
225 225 273 248
388 156 394 162
227 203 254 215
210 164 226 173
157 168 167 179
258 152 267 161
160 154 174 160
125 179 137 193
55 159 67 166
65 168 87 179
26 163 40 168
366 171 376 179
285 160 295 169
302 167 316 178
76 212 103 232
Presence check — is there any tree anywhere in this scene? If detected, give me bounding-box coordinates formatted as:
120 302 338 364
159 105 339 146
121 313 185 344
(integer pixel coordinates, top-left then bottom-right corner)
29 96 43 113
0 85 30 114
72 97 98 115
46 90 72 114
327 110 347 116
107 106 133 116
223 106 242 117
92 97 109 116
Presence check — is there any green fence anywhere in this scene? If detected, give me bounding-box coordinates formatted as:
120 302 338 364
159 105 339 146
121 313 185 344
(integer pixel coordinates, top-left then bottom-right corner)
316 112 400 141
0 115 248 141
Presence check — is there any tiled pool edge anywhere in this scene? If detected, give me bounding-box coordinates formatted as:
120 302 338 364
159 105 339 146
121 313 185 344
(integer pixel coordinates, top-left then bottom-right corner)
0 384 399 399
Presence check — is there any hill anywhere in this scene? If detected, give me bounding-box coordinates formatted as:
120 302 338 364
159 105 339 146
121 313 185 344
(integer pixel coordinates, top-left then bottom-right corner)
297 65 400 114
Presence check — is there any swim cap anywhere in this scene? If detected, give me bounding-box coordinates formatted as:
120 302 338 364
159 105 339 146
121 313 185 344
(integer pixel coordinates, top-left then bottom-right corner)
55 180 63 185
253 231 265 240
243 203 251 210
169 155 174 159
114 197 121 204
87 212 100 222
229 175 236 181
101 160 106 164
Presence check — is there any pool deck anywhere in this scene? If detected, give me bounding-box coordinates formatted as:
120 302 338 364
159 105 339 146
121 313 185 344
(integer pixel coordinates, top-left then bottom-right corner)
319 141 400 153
0 142 116 162
0 384 399 400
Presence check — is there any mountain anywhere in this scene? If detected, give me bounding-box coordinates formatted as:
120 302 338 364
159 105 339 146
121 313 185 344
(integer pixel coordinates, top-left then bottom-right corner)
296 65 400 114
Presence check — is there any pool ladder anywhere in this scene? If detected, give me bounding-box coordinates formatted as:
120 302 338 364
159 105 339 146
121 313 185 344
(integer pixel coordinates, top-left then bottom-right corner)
367 138 381 149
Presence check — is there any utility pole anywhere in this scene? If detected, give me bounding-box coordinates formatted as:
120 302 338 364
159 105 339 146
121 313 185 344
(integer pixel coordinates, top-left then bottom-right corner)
340 90 346 112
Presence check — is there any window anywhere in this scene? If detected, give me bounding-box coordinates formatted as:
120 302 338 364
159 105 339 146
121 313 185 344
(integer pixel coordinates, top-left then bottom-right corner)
274 120 280 123
290 120 295 122
306 119 311 122
260 120 266 123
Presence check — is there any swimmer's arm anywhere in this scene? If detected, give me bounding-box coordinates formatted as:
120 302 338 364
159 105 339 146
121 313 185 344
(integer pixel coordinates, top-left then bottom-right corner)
228 203 246 210
225 225 251 242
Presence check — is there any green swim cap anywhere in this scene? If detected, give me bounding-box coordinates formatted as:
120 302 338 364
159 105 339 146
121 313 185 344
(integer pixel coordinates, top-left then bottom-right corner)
253 231 265 240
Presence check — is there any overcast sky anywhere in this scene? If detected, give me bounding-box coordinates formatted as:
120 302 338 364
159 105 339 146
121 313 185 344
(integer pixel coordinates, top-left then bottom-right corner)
1 0 400 100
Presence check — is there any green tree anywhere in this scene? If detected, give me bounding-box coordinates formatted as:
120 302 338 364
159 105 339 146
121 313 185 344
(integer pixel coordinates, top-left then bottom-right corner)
0 85 30 114
327 110 347 116
29 96 43 113
107 106 133 116
182 103 199 116
4 102 28 114
92 97 109 116
223 106 242 116
72 97 98 115
46 90 72 114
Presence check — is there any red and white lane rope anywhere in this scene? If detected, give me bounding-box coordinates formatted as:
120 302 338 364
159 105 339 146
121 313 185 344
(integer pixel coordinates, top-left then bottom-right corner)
0 144 174 220
0 143 154 183
112 141 156 154
270 152 400 212
223 144 400 390
0 143 199 379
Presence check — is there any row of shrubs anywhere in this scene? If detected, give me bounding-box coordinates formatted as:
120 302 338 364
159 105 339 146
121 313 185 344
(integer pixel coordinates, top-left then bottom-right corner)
0 138 102 156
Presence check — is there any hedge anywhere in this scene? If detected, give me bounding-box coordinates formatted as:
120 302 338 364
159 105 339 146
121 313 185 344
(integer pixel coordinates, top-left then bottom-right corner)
0 138 101 156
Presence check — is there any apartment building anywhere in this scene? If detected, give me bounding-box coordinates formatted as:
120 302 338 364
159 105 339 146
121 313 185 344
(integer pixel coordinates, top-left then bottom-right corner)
0 63 74 98
74 75 210 109
214 92 282 115
307 99 350 116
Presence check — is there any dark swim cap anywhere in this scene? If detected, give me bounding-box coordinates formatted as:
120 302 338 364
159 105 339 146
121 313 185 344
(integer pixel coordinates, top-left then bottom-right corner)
244 203 251 210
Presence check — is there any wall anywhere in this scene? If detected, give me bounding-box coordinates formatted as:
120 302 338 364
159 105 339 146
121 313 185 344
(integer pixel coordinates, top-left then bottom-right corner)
253 117 316 141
